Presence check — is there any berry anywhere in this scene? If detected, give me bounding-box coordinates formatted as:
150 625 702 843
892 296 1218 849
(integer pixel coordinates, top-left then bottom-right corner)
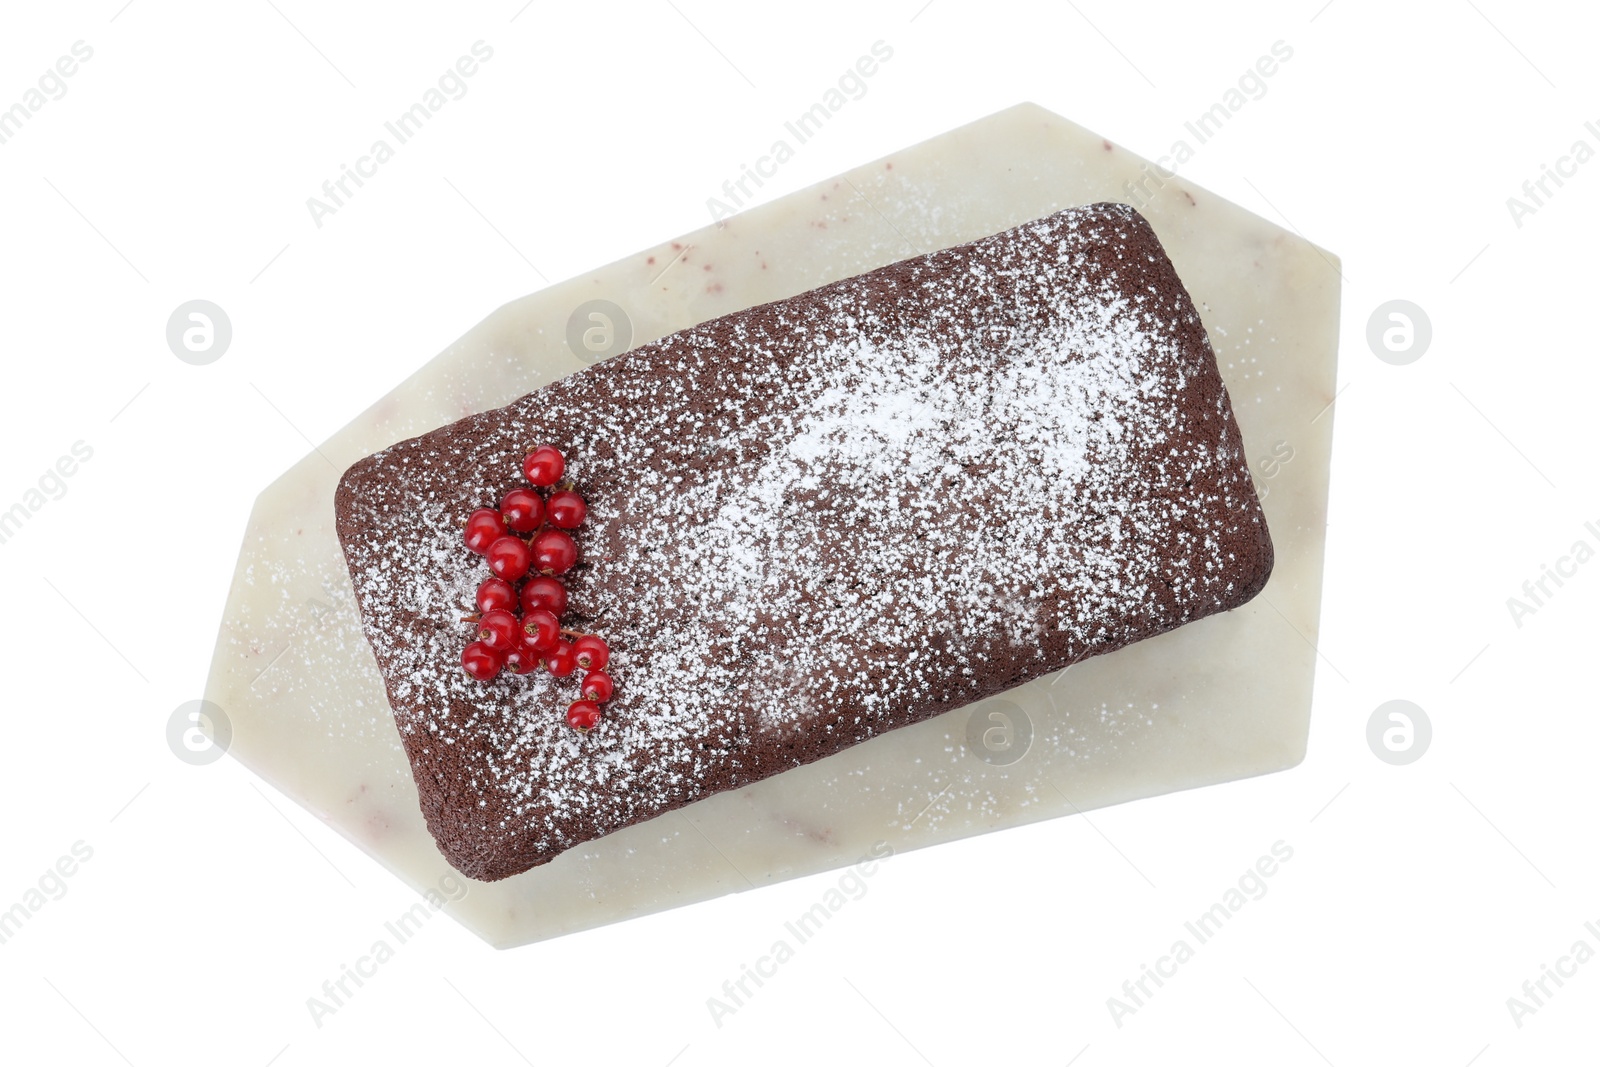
521 609 561 653
542 640 577 677
461 641 503 681
501 488 547 533
486 536 533 581
464 508 505 554
503 648 539 675
475 578 517 614
477 608 520 651
547 490 587 530
580 670 614 703
571 634 610 671
524 445 565 488
531 529 577 576
566 700 602 732
520 576 568 616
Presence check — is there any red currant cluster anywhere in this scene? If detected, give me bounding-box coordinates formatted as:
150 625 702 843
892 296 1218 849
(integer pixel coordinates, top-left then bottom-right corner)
459 445 614 733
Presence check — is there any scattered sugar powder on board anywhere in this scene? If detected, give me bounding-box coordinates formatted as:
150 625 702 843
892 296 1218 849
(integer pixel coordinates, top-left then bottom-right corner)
333 204 1273 876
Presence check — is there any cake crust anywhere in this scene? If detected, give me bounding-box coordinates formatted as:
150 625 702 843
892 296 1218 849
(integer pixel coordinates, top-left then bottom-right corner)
334 203 1274 881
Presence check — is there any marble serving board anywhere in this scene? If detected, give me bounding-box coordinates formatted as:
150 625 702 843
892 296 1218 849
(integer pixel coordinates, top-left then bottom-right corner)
204 102 1340 948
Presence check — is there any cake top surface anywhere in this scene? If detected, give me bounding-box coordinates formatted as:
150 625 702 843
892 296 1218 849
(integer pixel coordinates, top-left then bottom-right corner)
334 202 1270 879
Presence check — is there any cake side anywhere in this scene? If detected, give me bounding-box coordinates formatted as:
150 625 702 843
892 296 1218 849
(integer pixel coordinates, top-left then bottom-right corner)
334 202 1273 881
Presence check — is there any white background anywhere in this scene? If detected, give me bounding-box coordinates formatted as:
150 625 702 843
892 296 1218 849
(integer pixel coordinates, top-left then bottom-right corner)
1 1 1595 1064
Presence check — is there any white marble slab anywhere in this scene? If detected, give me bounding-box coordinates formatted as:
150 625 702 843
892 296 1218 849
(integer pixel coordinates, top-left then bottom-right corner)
203 102 1340 948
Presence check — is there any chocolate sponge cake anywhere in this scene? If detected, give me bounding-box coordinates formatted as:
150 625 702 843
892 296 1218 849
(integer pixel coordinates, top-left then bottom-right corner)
333 203 1274 882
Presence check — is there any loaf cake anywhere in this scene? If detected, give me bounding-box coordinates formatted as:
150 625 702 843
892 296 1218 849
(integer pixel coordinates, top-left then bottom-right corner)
333 202 1274 882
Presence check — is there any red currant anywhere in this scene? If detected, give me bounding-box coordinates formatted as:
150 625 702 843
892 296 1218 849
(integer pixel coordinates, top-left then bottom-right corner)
520 576 568 616
464 508 505 554
500 488 546 533
522 609 561 653
503 648 539 675
571 634 610 671
566 700 602 732
547 490 587 530
477 608 520 651
543 640 577 677
531 529 577 575
462 641 503 681
580 670 614 703
524 445 565 488
475 577 517 614
486 536 533 581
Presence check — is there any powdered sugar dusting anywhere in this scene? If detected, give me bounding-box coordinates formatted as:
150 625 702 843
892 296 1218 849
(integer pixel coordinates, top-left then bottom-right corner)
335 203 1272 877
